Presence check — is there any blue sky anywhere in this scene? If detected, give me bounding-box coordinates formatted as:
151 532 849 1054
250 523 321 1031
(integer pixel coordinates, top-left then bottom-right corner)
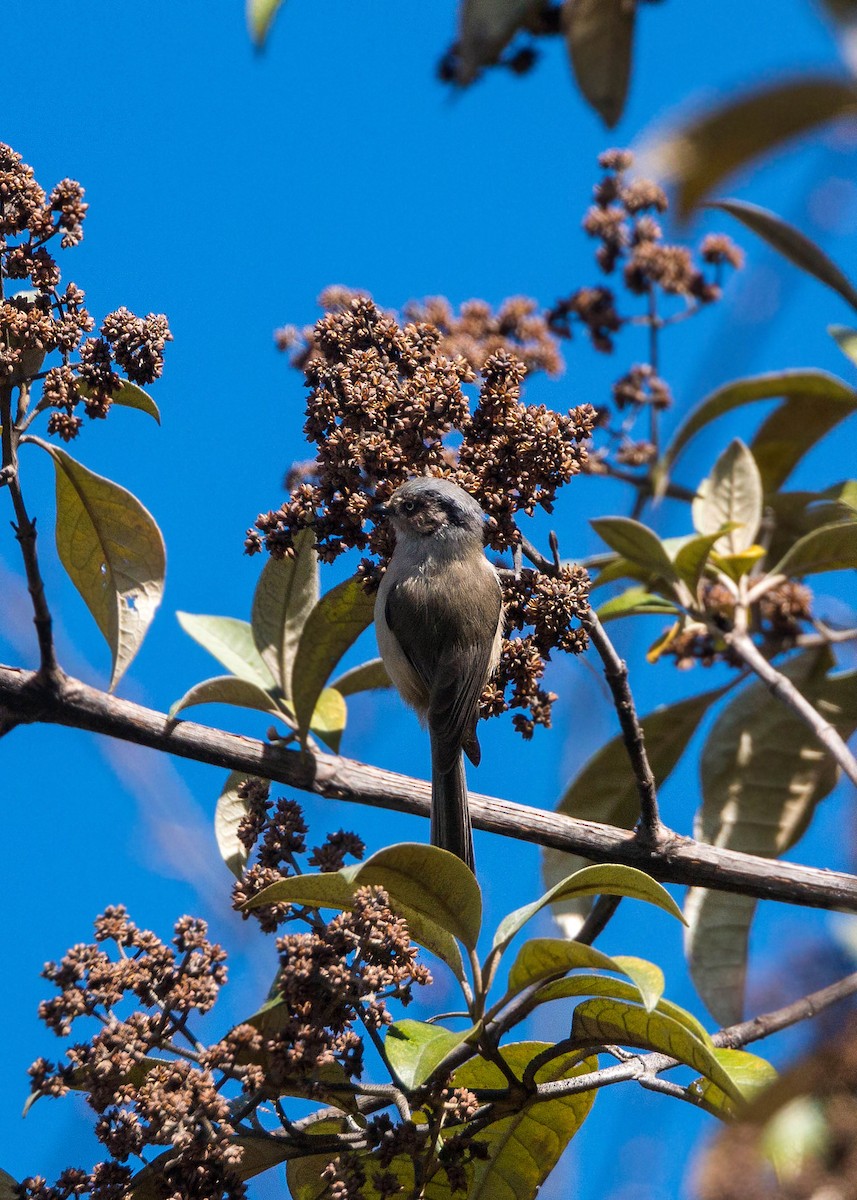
2 2 857 1197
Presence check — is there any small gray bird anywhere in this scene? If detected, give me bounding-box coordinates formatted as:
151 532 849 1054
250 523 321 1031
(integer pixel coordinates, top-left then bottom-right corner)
374 477 504 872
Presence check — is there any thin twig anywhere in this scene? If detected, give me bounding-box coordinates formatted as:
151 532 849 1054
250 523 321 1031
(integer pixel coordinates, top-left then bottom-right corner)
575 895 622 946
3 663 857 912
727 631 857 790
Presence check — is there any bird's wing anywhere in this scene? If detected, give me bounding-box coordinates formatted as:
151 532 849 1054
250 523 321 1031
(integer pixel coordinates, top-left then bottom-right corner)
384 581 435 695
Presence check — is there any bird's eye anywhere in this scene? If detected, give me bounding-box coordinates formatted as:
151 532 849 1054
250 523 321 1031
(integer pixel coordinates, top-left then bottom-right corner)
402 499 416 513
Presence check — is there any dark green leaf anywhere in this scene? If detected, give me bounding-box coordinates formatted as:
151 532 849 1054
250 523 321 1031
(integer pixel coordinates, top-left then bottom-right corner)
830 324 857 367
176 612 275 689
77 378 160 423
292 576 376 744
214 770 259 878
711 198 857 311
329 657 391 696
596 587 678 621
544 687 728 934
766 483 857 565
0 1170 19 1200
692 439 762 554
168 675 286 722
562 0 635 128
771 518 857 577
493 863 683 953
590 517 677 582
687 648 857 1023
651 77 857 217
251 528 319 695
43 443 165 690
385 1020 474 1089
661 370 855 476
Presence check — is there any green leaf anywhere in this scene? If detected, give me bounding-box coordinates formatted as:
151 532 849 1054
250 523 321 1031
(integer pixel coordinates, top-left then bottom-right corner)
329 656 391 696
76 378 160 424
771 518 857 577
590 553 654 590
456 0 542 83
544 688 728 935
830 324 857 368
761 1097 829 1179
749 386 857 494
596 587 678 622
176 612 275 689
650 77 857 218
133 1131 299 1198
251 529 319 696
609 956 666 1012
507 939 664 1011
493 863 683 954
291 575 376 745
309 686 347 753
766 483 857 565
247 0 285 47
536 973 712 1044
689 1048 777 1118
562 0 635 128
710 198 857 312
692 439 762 554
687 648 857 1023
453 1043 599 1200
710 546 766 582
214 770 259 878
590 517 677 582
661 370 855 476
167 675 286 721
572 997 743 1099
44 444 165 690
385 1020 474 1089
673 530 735 593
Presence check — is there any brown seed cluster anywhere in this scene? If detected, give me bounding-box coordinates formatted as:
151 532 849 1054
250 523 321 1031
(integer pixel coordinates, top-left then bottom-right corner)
252 294 594 735
0 143 171 442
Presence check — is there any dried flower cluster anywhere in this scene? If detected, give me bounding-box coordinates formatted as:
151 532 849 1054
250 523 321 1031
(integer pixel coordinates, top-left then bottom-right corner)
253 293 595 734
0 143 171 441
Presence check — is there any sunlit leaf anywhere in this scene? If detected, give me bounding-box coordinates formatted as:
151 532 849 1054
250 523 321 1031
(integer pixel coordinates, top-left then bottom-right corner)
590 517 677 582
507 939 665 1011
168 675 286 722
214 770 258 878
453 1043 599 1200
247 0 286 47
251 528 318 695
660 370 855 477
456 0 541 82
385 1020 474 1089
309 687 347 753
176 612 275 689
292 576 375 744
596 587 678 622
76 378 160 423
544 688 727 935
650 77 857 217
771 518 857 577
562 0 635 128
689 1048 778 1119
494 863 683 953
692 439 762 554
43 443 165 690
830 323 857 367
711 198 857 312
329 657 391 696
686 648 857 1023
536 973 713 1043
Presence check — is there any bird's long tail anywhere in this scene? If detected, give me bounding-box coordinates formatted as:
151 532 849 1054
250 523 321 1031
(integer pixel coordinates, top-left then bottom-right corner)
430 733 474 872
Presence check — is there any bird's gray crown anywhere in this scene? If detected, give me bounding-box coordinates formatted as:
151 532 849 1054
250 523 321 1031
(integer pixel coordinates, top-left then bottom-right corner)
387 477 486 540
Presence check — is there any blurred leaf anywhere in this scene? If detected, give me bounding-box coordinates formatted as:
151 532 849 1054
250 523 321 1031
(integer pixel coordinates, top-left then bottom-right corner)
453 1043 599 1200
686 648 857 1023
590 553 653 589
690 1048 778 1119
507 938 664 1011
494 863 683 953
385 1020 473 1089
561 0 635 128
251 528 319 695
590 517 677 582
456 0 541 83
571 998 742 1100
761 1097 830 1180
766 482 857 564
709 545 766 582
329 656 391 696
176 612 275 689
749 384 857 493
661 370 854 476
651 77 857 218
596 586 678 621
77 378 160 423
214 770 258 878
544 688 727 935
292 575 375 745
771 518 857 577
45 444 165 690
711 198 857 311
673 530 735 593
830 324 857 367
168 675 287 722
0 1171 18 1200
692 439 762 554
247 0 285 47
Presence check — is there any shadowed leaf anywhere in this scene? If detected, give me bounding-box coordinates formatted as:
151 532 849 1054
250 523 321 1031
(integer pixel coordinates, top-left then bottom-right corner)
168 675 287 722
456 0 541 83
329 657 391 696
214 770 258 878
771 518 857 577
251 529 319 695
562 0 635 128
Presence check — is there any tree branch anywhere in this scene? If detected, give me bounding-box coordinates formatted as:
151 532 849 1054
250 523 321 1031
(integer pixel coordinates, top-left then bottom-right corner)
4 663 857 912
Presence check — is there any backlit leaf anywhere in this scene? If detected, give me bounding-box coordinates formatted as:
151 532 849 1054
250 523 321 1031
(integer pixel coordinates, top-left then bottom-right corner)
247 0 285 47
709 545 766 582
176 612 275 689
77 378 160 423
689 1048 777 1118
385 1020 474 1089
168 675 286 722
251 528 318 695
562 0 635 128
45 444 165 690
536 973 712 1044
507 939 664 1010
214 770 259 878
830 324 857 367
309 687 347 753
590 517 677 582
673 530 735 593
692 439 762 553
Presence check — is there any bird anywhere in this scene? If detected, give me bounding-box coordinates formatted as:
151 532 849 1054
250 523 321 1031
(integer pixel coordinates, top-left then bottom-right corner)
374 477 504 872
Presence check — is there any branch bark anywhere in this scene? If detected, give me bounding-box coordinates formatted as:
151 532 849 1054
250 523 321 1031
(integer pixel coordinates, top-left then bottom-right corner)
4 662 857 913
